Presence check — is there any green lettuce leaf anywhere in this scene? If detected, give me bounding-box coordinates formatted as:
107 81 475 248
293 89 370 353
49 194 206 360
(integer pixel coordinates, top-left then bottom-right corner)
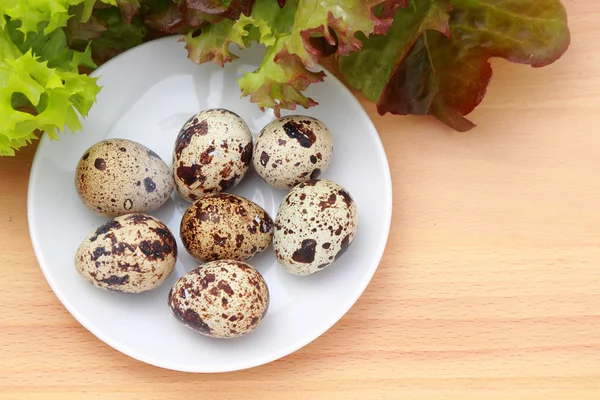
238 37 325 114
144 1 193 34
71 7 146 63
0 0 125 34
0 0 573 156
339 0 450 102
0 23 100 156
284 0 391 66
183 0 388 115
183 18 245 66
341 0 570 131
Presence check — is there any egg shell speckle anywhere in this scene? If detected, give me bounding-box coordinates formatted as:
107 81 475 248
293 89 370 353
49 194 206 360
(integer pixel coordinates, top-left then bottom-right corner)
274 179 358 275
168 260 269 338
173 109 252 202
75 214 177 293
253 115 333 190
180 193 273 262
75 139 174 217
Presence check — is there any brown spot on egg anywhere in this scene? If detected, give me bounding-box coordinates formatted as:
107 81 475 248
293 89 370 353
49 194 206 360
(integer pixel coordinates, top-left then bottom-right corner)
335 234 352 260
339 189 353 208
176 163 205 186
234 262 251 271
235 206 248 217
175 118 208 157
240 142 253 166
90 220 122 242
310 155 318 164
111 242 135 255
101 274 129 286
213 233 228 246
198 211 210 221
235 234 244 248
260 151 270 167
94 158 106 171
197 209 221 224
218 280 234 296
201 273 216 290
169 289 212 335
139 239 173 261
310 168 321 179
219 174 240 191
116 261 140 272
283 120 316 148
91 247 110 261
143 177 156 193
199 145 215 165
292 239 317 263
150 227 177 258
318 193 337 211
220 164 233 178
82 152 89 161
278 139 287 146
322 242 331 249
105 232 118 245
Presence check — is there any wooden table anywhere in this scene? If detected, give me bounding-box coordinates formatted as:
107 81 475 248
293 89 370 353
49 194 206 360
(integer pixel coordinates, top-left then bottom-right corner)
1 2 599 399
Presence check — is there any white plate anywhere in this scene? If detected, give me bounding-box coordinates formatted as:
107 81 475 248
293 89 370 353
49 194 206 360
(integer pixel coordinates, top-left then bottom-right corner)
28 36 392 373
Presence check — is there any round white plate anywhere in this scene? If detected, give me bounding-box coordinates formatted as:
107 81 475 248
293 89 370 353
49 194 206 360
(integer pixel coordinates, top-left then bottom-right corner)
28 36 392 372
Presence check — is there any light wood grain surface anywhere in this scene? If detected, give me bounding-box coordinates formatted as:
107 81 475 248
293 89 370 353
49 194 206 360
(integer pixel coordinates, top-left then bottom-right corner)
1 2 599 399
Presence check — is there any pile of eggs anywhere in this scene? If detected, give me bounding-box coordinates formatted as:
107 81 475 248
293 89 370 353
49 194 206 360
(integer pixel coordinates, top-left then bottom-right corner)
73 109 358 339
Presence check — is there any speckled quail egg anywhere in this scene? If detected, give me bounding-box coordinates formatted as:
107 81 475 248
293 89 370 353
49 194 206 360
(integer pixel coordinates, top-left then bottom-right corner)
180 193 273 262
75 139 174 217
75 214 177 293
253 115 333 189
168 260 269 338
274 179 358 275
173 109 253 202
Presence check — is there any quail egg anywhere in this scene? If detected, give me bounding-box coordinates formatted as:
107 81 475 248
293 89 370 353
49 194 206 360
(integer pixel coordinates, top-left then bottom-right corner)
75 213 177 293
274 179 358 275
180 193 273 262
253 115 333 189
75 139 174 217
168 260 269 338
173 109 253 202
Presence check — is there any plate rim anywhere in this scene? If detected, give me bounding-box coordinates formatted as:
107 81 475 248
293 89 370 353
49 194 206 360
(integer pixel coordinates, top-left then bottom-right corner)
27 35 393 373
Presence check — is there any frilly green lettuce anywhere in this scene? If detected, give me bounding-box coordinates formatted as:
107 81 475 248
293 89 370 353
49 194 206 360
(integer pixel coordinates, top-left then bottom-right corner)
0 0 571 155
